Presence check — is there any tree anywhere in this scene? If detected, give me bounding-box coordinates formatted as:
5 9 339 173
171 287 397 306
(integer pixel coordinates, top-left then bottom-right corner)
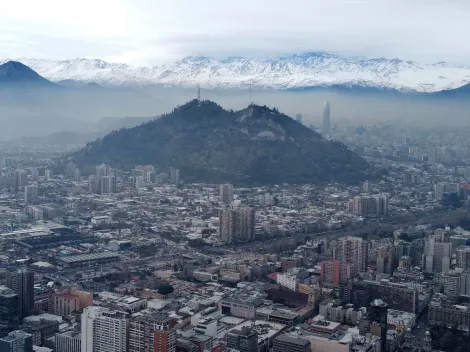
157 283 174 295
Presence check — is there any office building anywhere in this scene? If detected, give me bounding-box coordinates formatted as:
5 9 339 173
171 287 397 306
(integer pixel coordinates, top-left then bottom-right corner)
368 299 388 352
55 331 81 352
322 102 331 138
6 269 34 319
226 327 258 352
219 207 255 244
366 280 418 314
129 312 176 352
363 180 370 193
81 306 128 352
0 330 32 352
14 169 28 191
24 184 38 204
170 167 179 184
219 184 234 204
0 285 20 337
273 335 311 352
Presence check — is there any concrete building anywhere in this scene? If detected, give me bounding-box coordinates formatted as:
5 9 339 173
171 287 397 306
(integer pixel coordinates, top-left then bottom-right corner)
129 312 176 352
219 207 255 243
81 306 128 352
434 182 459 200
226 327 258 352
219 184 234 204
335 236 369 272
277 272 298 291
428 302 470 331
170 167 179 184
456 246 470 269
50 291 79 316
273 335 311 352
422 234 452 273
6 269 34 319
368 299 388 352
0 330 32 352
55 331 81 352
320 260 340 286
24 184 38 204
0 285 20 337
14 169 28 190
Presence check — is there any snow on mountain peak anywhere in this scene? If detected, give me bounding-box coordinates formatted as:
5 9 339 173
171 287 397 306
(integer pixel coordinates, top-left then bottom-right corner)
1 53 469 92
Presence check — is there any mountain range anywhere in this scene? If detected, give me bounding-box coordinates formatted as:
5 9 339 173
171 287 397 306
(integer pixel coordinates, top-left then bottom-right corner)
71 100 371 185
2 52 470 92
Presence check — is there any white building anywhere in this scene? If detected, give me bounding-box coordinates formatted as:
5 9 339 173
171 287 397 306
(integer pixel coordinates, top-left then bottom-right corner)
277 272 297 291
81 306 128 352
219 184 234 204
55 331 81 352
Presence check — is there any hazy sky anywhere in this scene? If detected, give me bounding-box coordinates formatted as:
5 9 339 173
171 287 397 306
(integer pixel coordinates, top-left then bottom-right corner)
1 0 469 66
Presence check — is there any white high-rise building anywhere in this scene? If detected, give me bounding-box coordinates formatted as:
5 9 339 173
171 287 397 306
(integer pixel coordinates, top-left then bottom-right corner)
81 306 128 352
219 184 234 204
322 102 331 137
24 184 38 204
44 169 53 180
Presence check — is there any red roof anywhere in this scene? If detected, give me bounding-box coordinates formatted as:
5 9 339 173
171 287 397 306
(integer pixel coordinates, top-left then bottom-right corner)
267 272 278 281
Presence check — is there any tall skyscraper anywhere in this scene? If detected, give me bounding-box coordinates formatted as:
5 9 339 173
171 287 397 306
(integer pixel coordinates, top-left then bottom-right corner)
219 184 234 204
0 330 33 352
322 101 331 137
368 299 388 352
81 306 128 352
6 269 34 319
24 184 38 204
129 313 176 352
0 285 20 337
219 207 255 244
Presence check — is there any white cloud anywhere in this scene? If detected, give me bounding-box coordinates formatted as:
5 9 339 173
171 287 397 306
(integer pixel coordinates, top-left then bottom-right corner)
1 0 470 65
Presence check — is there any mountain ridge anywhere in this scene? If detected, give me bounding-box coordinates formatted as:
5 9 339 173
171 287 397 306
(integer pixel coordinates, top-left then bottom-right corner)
2 53 470 92
71 100 371 185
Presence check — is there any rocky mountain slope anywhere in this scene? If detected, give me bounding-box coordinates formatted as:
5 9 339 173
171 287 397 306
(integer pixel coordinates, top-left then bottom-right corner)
71 100 371 185
2 53 470 92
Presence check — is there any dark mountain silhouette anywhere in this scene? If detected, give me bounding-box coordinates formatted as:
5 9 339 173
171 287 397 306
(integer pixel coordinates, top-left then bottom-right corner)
71 100 371 185
0 61 57 87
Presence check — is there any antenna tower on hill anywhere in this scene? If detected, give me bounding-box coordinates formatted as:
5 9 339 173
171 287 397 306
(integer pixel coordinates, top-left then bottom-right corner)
197 85 201 101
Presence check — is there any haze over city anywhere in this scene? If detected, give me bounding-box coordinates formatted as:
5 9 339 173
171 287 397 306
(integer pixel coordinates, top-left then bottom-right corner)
1 2 470 352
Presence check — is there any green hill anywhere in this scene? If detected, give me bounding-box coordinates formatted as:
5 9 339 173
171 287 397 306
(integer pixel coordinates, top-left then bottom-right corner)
71 100 371 185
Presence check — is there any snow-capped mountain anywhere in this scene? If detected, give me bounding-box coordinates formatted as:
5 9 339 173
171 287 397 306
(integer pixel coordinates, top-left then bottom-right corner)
1 52 470 92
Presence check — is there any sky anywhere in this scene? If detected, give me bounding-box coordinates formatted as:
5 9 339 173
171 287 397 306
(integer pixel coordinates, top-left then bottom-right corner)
1 0 470 66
